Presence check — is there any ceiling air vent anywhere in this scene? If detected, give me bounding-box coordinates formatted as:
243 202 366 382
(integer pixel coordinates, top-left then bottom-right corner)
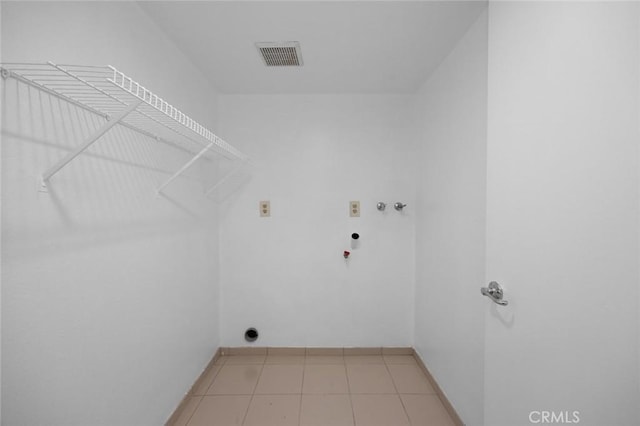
255 41 303 67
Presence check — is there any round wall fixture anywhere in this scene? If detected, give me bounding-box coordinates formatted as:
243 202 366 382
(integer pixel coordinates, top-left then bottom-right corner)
394 202 407 211
244 328 259 342
351 233 360 249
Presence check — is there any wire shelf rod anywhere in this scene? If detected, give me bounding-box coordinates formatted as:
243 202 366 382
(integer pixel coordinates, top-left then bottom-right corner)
20 73 106 83
0 63 48 66
38 91 110 95
156 142 215 195
55 64 113 68
12 76 105 81
28 86 109 91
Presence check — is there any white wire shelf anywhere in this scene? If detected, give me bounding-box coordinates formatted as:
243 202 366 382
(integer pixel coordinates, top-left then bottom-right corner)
0 62 248 195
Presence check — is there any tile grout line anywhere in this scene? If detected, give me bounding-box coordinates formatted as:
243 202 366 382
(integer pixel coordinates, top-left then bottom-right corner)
298 357 307 426
183 363 224 425
183 396 203 426
201 363 224 396
383 358 412 425
240 356 266 426
411 351 463 426
166 348 222 426
343 358 357 426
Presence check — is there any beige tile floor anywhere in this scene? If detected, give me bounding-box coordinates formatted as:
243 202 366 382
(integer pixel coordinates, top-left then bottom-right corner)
170 354 456 426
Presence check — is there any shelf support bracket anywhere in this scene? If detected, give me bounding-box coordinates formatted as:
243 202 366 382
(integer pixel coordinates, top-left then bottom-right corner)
156 142 215 195
204 163 243 196
41 99 143 186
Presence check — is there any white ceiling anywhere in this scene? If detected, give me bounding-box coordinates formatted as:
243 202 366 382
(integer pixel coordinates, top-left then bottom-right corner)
139 1 486 94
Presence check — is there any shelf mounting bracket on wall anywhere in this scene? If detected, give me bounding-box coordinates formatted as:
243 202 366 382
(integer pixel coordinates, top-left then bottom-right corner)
40 99 143 191
156 141 215 195
204 163 244 197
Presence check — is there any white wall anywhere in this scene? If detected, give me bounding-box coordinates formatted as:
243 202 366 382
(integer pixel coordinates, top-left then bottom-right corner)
1 2 223 425
413 10 487 426
217 94 416 347
485 2 639 426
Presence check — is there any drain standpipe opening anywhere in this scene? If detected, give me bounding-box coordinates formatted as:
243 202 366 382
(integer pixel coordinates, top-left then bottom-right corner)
245 328 259 342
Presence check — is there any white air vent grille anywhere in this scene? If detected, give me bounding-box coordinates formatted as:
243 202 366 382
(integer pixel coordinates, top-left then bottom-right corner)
255 42 303 66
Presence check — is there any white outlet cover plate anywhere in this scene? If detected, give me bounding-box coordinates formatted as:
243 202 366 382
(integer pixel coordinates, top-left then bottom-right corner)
350 201 360 217
260 200 270 217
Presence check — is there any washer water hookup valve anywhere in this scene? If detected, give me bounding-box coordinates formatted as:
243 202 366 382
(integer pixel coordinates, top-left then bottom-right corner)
394 202 407 211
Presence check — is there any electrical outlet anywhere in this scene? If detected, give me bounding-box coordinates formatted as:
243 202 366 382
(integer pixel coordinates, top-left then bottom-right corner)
349 201 360 217
260 201 270 217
